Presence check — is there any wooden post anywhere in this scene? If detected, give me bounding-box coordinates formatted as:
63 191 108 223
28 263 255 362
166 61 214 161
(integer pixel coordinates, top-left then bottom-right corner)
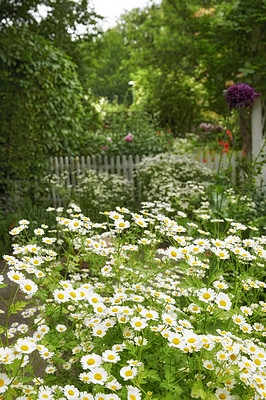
251 97 266 184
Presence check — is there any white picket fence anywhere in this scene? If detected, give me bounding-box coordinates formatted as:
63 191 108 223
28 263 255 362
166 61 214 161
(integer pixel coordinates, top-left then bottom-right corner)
50 152 239 184
48 152 241 206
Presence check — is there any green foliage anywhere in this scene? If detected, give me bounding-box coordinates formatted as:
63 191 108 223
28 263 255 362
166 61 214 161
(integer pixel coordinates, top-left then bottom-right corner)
0 26 85 208
0 0 101 56
117 2 207 133
195 0 266 113
79 107 174 157
79 27 133 103
46 169 134 220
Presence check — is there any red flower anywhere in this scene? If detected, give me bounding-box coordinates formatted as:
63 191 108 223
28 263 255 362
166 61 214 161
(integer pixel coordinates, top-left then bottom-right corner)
203 158 207 163
224 142 230 149
219 141 224 146
226 130 231 135
156 131 161 135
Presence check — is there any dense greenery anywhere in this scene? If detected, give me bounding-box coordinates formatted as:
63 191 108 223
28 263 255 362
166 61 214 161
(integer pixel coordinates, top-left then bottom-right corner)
0 26 85 207
0 0 265 256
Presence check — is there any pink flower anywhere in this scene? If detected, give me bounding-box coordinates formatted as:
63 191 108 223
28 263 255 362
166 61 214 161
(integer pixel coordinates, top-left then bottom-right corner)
125 134 133 142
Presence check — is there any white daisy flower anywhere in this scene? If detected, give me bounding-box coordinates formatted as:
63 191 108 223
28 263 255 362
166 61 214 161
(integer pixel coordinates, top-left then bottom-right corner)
89 367 109 385
215 293 232 311
0 373 11 394
63 385 79 399
102 350 120 363
81 353 102 370
120 366 138 381
126 385 142 400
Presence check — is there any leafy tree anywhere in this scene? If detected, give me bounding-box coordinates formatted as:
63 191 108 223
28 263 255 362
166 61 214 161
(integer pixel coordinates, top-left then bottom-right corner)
116 1 208 133
78 27 133 103
0 0 102 72
0 26 86 208
194 0 266 113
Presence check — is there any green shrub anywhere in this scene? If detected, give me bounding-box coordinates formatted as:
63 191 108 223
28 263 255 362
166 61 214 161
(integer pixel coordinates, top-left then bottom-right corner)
46 170 134 219
136 153 214 210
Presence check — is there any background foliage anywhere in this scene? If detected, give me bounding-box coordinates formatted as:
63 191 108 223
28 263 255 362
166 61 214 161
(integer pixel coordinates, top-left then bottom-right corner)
0 0 265 255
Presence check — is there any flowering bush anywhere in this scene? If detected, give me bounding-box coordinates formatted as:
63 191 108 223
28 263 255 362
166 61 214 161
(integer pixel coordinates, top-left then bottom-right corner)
45 170 133 218
1 200 265 399
80 109 174 158
136 153 214 210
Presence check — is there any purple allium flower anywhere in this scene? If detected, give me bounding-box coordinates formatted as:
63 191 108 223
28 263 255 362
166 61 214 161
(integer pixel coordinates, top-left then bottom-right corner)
125 133 133 142
225 83 260 110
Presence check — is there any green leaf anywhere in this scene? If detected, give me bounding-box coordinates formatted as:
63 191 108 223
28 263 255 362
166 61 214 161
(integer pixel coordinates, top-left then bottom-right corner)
191 382 207 399
9 301 27 314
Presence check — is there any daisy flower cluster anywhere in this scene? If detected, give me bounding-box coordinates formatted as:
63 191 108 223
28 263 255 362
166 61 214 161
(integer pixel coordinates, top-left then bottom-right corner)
0 201 265 399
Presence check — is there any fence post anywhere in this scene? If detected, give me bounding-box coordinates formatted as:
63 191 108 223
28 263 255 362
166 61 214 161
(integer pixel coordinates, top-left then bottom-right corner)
251 97 266 184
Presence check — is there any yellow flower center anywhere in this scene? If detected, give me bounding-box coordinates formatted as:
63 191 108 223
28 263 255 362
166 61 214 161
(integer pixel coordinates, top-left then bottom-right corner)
24 284 32 291
68 390 74 396
219 394 226 400
203 293 211 299
125 370 133 377
87 359 95 365
13 275 20 280
187 338 196 343
94 373 103 380
108 355 115 360
57 293 64 299
21 345 29 351
135 322 142 327
0 379 4 387
130 396 137 400
171 251 177 257
172 338 180 345
219 300 227 307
